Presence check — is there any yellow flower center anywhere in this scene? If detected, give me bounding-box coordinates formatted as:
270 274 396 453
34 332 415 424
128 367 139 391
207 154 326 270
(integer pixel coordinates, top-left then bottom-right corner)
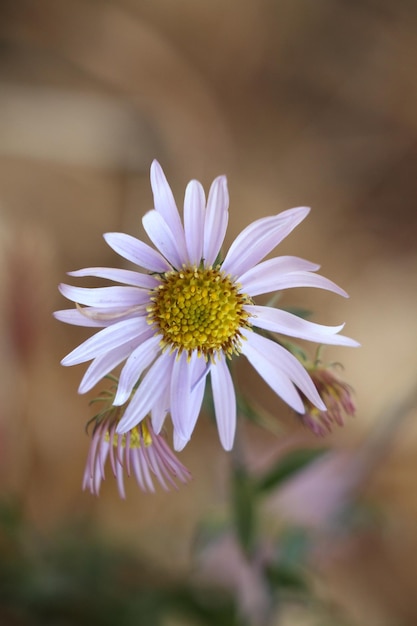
147 266 253 358
106 420 152 449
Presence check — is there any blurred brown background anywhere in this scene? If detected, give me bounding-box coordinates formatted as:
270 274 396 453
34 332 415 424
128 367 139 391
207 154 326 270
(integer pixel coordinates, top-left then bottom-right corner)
0 1 417 624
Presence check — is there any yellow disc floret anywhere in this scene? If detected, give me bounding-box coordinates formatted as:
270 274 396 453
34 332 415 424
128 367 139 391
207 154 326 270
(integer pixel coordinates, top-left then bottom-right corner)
106 420 152 449
147 266 253 359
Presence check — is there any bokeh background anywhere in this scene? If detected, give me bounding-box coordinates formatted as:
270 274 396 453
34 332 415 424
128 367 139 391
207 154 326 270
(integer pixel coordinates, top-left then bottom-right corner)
0 1 417 624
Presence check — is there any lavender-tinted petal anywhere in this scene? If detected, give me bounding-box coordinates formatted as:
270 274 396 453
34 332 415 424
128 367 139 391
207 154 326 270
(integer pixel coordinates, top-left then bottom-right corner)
150 160 185 246
210 354 236 450
54 308 111 328
68 267 159 289
184 180 205 265
241 331 327 412
203 175 229 266
115 449 126 499
144 444 170 490
173 431 189 452
61 317 147 366
242 269 349 298
113 334 161 405
247 305 360 347
151 385 170 434
142 210 186 269
222 206 310 278
59 283 149 308
117 352 174 433
138 447 155 492
131 450 147 491
238 256 321 293
78 334 146 393
171 351 206 443
104 232 171 273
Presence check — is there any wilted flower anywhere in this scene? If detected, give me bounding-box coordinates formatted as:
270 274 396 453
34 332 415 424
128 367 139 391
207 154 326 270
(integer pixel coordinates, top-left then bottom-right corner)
300 364 356 436
83 397 191 497
55 160 358 451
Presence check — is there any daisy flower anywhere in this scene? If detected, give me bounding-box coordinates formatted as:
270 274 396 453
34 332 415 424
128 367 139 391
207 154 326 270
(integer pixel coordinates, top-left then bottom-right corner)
55 160 359 451
83 409 191 498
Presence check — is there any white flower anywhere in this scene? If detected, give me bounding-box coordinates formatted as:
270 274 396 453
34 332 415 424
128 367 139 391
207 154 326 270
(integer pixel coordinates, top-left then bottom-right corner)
55 160 359 451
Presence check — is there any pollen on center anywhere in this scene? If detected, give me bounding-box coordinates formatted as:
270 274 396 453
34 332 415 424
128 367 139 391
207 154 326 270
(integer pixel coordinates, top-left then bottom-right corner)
146 266 253 358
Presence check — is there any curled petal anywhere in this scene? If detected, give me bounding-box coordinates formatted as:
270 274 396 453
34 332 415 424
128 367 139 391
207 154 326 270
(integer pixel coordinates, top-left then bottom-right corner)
58 283 149 308
247 305 360 347
54 308 112 328
68 267 159 289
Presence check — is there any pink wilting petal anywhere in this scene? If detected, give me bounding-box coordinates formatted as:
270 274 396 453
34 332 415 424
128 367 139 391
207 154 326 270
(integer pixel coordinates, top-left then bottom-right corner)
83 408 191 497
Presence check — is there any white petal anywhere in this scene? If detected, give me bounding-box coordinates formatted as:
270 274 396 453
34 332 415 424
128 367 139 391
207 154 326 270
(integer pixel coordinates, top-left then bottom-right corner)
68 267 159 289
151 385 170 434
113 334 161 405
222 206 310 278
184 180 205 265
173 431 189 452
61 317 147 366
242 269 348 298
204 175 229 266
238 256 320 294
78 336 146 393
150 160 185 247
171 351 207 442
104 232 171 273
241 331 326 412
210 355 236 450
247 306 360 347
116 352 174 433
59 283 149 308
142 210 186 269
54 309 110 328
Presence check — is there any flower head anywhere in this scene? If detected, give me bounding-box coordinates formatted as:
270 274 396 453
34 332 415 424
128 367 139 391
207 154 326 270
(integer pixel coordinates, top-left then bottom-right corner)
55 160 359 451
300 364 356 436
83 396 191 497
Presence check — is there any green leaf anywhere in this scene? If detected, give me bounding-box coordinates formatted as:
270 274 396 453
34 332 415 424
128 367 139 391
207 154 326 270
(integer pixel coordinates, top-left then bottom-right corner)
255 448 328 494
265 564 308 592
